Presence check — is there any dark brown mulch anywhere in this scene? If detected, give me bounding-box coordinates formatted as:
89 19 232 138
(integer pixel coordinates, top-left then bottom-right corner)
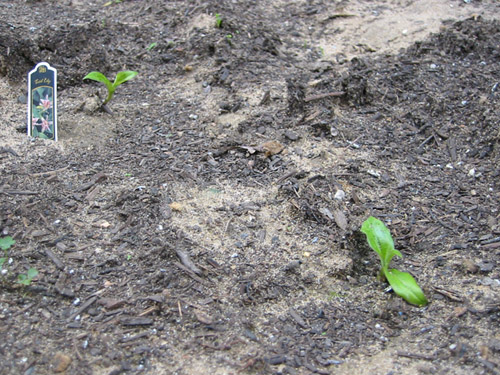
0 1 499 374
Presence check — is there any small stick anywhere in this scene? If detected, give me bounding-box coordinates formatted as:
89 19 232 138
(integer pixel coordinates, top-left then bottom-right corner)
68 296 97 321
177 300 183 318
101 104 113 115
397 351 436 361
45 249 65 270
31 166 69 177
304 91 345 102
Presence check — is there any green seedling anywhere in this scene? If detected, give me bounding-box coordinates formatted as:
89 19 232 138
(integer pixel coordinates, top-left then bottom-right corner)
146 42 157 51
0 236 15 271
83 70 138 106
104 0 122 6
17 268 38 286
361 216 427 306
215 13 223 28
1 237 38 287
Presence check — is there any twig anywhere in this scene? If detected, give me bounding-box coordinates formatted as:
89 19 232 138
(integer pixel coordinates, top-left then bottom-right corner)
275 169 299 185
101 104 113 115
45 249 65 270
397 351 437 361
31 166 69 177
178 300 183 318
0 146 19 157
0 189 37 195
304 91 345 102
173 261 208 285
68 296 97 322
175 248 201 275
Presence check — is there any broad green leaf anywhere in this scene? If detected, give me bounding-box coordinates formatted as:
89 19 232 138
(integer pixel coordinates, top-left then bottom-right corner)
361 216 402 269
0 236 15 251
27 268 39 279
385 268 428 306
83 71 113 93
113 71 138 87
17 274 28 285
0 257 6 269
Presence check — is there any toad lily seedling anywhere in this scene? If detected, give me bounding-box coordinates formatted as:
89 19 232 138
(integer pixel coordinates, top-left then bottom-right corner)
361 216 428 306
83 70 138 107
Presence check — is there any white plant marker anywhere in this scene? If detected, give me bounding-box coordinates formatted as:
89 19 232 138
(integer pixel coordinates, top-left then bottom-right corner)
27 62 57 141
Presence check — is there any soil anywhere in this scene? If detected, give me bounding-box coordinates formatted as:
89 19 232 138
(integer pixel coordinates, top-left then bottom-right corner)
1 1 500 374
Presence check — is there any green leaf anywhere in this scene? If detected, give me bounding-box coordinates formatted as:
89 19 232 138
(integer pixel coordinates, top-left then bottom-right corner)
0 236 15 251
361 216 402 270
83 71 113 93
215 13 223 28
0 257 6 269
27 268 39 280
17 268 38 286
113 71 138 87
17 274 28 285
384 268 428 306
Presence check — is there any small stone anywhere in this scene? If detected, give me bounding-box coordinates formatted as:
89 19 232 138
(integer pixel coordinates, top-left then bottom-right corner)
52 352 72 373
479 260 495 272
56 242 67 252
462 259 479 273
334 190 346 200
17 94 27 104
488 338 500 352
284 130 299 141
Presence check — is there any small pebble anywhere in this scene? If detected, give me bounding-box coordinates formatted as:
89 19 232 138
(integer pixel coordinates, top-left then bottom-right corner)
334 190 346 200
284 130 299 141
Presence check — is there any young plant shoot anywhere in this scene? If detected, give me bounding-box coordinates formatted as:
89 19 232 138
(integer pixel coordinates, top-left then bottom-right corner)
83 70 138 107
361 216 428 306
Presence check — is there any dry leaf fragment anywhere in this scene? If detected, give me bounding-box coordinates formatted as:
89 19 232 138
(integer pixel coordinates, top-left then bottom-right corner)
169 202 183 211
194 309 213 324
260 141 284 157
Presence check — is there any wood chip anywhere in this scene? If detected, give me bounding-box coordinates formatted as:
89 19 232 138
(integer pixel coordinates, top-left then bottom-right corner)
333 209 348 230
194 309 213 325
175 248 202 275
120 317 153 326
98 298 126 310
289 308 308 328
45 248 65 270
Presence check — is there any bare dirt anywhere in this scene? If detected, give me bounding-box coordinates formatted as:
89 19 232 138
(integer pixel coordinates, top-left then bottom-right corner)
1 1 500 374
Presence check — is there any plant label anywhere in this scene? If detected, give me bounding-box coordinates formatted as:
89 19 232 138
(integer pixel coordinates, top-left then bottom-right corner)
27 62 57 141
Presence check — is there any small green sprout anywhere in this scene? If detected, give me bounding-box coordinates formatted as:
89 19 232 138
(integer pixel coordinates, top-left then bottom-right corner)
126 254 132 261
17 268 38 286
0 236 15 271
215 13 223 28
1 237 39 287
361 216 428 306
146 42 157 51
104 0 122 6
0 236 15 251
83 70 138 106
